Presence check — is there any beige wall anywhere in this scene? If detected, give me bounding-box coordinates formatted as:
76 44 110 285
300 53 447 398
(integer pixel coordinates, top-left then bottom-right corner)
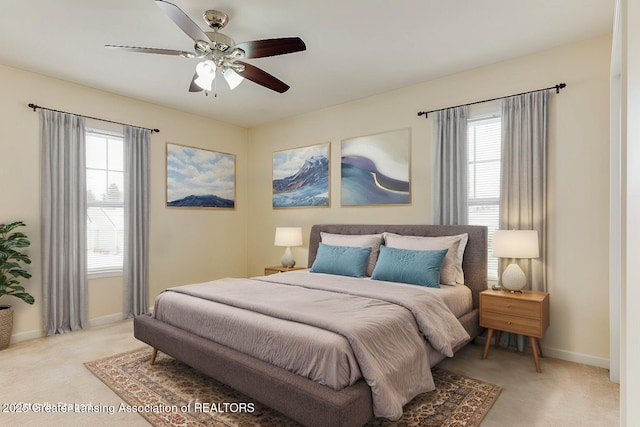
0 35 612 366
247 36 612 365
0 64 249 339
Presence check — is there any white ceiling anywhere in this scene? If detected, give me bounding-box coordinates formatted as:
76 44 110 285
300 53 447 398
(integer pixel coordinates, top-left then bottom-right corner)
0 0 614 128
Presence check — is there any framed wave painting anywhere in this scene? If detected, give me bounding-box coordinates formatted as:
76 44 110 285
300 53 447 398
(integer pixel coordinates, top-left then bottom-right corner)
166 143 235 209
272 143 330 208
341 128 411 206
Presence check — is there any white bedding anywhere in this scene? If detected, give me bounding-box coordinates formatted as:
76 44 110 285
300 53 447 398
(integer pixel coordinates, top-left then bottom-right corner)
153 270 471 420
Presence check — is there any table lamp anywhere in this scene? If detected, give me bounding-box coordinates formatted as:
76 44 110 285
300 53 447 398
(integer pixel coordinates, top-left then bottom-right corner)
274 227 303 267
492 230 539 292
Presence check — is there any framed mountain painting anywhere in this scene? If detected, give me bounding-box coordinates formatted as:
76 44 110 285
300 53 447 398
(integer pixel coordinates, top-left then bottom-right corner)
341 128 411 206
166 143 235 209
272 143 330 208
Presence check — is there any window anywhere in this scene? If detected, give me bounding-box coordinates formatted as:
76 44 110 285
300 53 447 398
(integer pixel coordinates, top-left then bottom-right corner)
86 130 124 274
467 114 501 280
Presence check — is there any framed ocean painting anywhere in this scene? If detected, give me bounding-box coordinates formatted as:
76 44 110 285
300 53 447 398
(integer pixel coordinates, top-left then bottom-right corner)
340 128 411 206
166 143 235 209
272 143 330 208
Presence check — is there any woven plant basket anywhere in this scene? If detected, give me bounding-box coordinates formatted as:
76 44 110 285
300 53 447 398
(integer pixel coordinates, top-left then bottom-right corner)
0 306 14 350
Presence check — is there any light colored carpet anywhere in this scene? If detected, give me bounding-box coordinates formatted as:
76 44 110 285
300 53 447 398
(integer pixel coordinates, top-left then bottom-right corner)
0 320 620 427
85 348 501 427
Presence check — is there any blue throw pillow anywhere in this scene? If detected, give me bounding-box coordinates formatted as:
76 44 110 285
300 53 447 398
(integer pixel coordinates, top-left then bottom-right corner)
310 243 372 278
371 246 448 288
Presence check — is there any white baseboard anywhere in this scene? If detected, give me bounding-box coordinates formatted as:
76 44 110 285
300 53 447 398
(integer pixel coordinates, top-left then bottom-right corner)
474 335 610 370
10 329 45 344
88 312 125 327
10 307 154 345
10 312 128 345
543 346 610 370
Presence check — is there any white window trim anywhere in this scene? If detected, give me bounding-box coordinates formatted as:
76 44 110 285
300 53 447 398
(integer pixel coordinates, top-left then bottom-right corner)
86 128 125 276
88 271 123 279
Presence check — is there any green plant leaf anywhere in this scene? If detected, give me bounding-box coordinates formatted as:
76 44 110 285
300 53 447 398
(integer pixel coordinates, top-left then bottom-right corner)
3 239 30 249
0 221 34 305
6 232 27 239
10 292 35 305
4 252 31 264
0 221 26 234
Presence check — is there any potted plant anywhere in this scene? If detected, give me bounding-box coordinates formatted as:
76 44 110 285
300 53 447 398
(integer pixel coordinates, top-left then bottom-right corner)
0 221 34 350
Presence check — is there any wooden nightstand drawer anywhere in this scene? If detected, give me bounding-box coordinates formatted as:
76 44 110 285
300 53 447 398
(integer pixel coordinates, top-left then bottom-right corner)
480 289 550 373
481 295 541 319
481 311 543 337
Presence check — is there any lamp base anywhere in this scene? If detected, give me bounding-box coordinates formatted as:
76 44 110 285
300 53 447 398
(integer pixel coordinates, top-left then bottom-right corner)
501 263 527 292
281 247 295 268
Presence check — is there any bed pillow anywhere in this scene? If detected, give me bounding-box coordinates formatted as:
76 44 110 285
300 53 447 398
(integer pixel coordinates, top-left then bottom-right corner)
371 246 447 288
320 232 383 276
310 243 372 278
383 233 468 285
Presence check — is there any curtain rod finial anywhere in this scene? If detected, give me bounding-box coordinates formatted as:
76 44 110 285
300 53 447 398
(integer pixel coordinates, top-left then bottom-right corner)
555 83 567 93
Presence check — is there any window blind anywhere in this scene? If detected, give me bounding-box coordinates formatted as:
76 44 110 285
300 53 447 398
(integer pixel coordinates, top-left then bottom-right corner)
467 116 501 280
86 130 124 274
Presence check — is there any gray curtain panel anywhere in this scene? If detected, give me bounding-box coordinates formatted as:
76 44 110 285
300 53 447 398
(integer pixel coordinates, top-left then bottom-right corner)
433 106 469 225
499 90 548 351
40 109 88 335
123 126 150 317
499 90 548 293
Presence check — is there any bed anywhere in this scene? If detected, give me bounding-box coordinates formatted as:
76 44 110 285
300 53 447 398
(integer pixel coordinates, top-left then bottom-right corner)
134 224 487 427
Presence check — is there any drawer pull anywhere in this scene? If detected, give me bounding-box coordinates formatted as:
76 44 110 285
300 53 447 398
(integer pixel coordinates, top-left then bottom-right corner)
507 321 512 325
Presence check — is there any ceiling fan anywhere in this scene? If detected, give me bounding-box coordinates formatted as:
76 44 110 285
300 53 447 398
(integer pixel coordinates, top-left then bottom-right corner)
106 0 306 94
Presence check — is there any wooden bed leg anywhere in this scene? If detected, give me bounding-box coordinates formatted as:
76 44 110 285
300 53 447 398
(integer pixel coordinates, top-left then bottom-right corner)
150 348 158 365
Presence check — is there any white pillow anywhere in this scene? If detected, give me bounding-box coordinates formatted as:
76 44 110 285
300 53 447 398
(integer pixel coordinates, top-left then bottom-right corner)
320 232 383 277
383 233 468 285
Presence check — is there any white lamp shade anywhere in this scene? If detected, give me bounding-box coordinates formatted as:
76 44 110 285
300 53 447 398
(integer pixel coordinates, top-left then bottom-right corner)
223 68 244 90
194 60 216 91
274 227 303 247
492 230 539 259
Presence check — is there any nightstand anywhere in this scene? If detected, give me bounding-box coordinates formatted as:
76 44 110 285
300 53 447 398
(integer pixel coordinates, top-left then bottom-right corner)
264 266 306 275
480 289 550 372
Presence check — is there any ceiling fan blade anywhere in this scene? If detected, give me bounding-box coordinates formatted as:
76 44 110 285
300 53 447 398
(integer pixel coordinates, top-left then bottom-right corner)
155 0 209 43
235 61 290 93
189 72 203 92
105 45 194 58
233 37 306 59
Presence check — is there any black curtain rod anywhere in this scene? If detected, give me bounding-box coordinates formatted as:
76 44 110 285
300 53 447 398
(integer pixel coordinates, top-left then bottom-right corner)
28 103 160 133
417 83 567 118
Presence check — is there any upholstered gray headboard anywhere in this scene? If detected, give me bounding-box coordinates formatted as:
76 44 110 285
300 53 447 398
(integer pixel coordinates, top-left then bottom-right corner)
308 224 488 309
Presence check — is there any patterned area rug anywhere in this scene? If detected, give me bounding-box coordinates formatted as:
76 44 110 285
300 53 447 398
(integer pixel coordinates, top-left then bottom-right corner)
85 348 501 427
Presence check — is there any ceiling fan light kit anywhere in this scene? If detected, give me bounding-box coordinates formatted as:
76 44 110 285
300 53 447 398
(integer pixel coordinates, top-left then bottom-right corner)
194 60 217 91
193 60 244 93
223 68 244 90
106 0 305 95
